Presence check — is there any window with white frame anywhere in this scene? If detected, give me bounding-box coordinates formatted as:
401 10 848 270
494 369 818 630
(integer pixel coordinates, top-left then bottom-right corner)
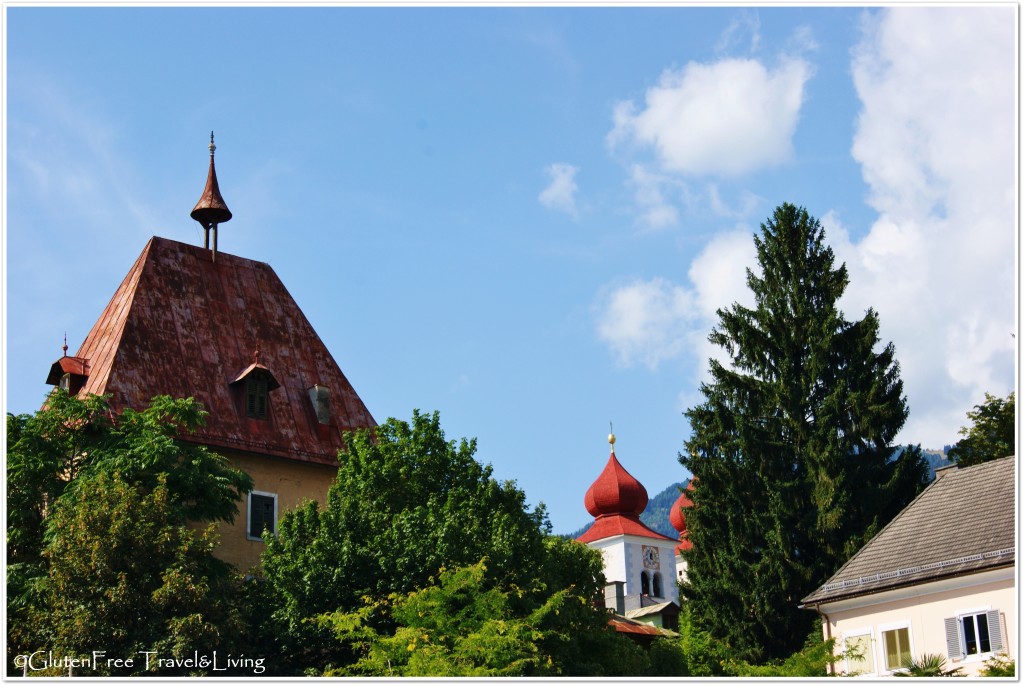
843 632 875 676
881 626 912 672
247 491 277 541
945 610 1004 660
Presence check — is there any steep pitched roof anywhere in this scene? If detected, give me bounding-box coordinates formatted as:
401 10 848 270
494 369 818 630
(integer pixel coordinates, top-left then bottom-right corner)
801 456 1015 606
65 236 376 466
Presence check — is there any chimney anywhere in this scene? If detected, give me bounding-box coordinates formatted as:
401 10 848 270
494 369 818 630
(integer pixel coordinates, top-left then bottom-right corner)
604 581 626 615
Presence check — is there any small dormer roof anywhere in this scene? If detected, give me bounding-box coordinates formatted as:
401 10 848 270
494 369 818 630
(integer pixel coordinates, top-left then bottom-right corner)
230 362 281 391
45 355 90 385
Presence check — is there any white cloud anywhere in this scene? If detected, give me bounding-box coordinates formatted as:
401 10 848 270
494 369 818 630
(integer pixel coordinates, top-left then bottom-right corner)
627 164 679 231
598 6 1014 450
715 10 761 55
842 6 1016 446
596 277 698 370
538 162 580 219
595 228 757 373
608 56 812 177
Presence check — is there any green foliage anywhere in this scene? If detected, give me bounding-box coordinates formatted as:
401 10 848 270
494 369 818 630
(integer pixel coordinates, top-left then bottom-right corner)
979 654 1015 677
894 653 964 677
680 203 928 662
319 558 653 677
651 611 838 677
42 473 245 675
261 410 565 672
671 607 733 676
6 392 254 673
725 630 839 677
947 392 1015 467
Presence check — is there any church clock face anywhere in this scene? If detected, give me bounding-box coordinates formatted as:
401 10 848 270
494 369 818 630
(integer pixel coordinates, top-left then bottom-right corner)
642 545 660 570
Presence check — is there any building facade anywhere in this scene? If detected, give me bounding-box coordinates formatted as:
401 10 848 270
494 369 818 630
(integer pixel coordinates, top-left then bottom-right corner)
801 456 1016 677
577 434 680 630
44 137 377 571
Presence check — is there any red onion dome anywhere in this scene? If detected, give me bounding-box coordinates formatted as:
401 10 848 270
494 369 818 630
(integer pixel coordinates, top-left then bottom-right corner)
669 487 693 534
584 446 649 518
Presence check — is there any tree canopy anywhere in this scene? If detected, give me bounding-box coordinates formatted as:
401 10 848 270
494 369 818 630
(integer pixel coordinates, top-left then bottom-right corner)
947 391 1015 467
6 392 254 675
680 203 928 662
319 545 650 677
260 410 572 672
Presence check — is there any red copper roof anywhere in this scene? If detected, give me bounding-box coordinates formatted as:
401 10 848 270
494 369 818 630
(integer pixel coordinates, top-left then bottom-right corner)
577 450 674 544
607 616 673 637
577 513 674 544
583 452 648 518
190 135 232 226
45 356 90 384
63 236 376 466
670 484 693 554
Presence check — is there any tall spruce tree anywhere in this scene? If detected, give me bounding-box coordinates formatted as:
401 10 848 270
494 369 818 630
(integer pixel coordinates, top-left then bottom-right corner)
679 203 928 663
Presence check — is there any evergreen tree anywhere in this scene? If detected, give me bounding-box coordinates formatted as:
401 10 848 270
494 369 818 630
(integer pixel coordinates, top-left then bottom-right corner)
680 203 928 662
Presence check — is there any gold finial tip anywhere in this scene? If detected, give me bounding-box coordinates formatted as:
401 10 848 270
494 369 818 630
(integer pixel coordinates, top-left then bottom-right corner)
209 131 216 156
608 433 616 445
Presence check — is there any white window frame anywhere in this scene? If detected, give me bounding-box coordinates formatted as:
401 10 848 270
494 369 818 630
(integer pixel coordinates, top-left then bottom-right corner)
246 490 278 541
841 628 877 677
947 605 1000 664
877 621 914 675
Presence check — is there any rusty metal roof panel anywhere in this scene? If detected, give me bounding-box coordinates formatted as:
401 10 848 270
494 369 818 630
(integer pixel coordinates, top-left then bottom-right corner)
70 236 376 465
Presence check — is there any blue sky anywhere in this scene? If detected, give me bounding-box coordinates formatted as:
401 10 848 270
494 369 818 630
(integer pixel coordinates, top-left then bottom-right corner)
4 5 1017 534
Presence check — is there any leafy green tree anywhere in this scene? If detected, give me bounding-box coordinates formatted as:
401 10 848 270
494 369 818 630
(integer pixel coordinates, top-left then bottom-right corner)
680 203 928 662
260 410 555 673
725 630 840 677
6 392 253 671
43 472 245 676
947 392 1015 467
319 558 650 677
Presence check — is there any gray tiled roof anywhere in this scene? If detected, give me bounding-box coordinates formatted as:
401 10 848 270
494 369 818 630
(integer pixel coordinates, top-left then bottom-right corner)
802 456 1015 606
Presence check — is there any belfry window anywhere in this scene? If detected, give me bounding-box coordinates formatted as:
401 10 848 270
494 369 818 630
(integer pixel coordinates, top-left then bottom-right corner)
640 571 650 596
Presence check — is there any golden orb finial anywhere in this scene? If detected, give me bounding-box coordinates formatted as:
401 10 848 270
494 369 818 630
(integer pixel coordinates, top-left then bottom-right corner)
608 422 616 453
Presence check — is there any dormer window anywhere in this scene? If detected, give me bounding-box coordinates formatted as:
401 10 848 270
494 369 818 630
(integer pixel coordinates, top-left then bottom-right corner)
45 355 90 395
246 371 270 419
230 362 281 422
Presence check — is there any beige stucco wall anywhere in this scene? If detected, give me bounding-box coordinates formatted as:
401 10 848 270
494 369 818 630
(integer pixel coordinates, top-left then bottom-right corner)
816 568 1015 677
209 450 339 573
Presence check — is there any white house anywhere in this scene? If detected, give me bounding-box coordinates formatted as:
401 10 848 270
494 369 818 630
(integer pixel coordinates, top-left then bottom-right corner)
800 455 1015 677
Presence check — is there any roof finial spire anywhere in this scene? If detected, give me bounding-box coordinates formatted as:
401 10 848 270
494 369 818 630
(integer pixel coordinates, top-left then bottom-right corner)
608 422 616 455
62 333 68 357
190 131 232 262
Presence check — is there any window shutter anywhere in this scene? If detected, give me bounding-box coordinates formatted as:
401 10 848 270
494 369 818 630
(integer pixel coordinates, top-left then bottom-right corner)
944 617 962 659
986 610 1004 651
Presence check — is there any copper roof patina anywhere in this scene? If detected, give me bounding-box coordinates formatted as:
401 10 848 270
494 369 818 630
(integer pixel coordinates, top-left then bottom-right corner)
63 236 376 466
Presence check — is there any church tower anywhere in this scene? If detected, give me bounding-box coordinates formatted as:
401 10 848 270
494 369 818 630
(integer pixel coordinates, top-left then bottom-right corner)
669 482 694 586
44 135 377 571
577 433 680 621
